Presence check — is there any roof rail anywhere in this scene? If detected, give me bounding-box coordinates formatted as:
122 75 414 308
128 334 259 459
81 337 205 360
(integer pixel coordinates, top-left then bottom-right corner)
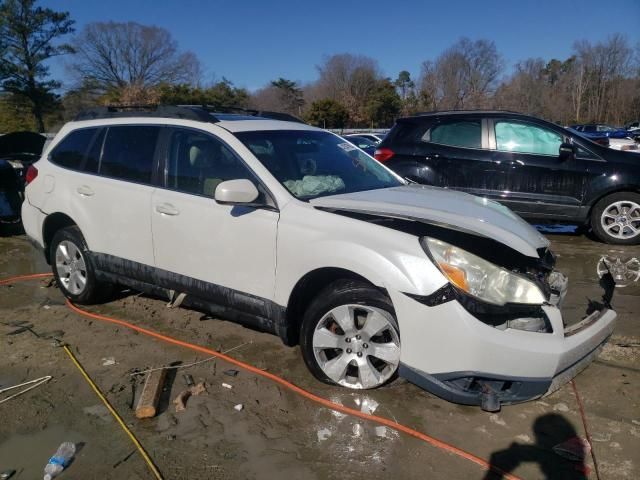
413 109 522 116
74 104 307 125
74 105 217 123
178 104 306 124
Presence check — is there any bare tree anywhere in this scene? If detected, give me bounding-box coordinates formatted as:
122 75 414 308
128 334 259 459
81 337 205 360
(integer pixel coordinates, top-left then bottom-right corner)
315 54 381 125
69 22 201 96
419 38 503 110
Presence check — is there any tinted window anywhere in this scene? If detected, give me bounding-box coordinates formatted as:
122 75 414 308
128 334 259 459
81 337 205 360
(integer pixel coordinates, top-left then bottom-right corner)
236 130 402 200
49 128 99 170
166 129 253 197
100 126 159 183
495 121 562 156
425 120 482 148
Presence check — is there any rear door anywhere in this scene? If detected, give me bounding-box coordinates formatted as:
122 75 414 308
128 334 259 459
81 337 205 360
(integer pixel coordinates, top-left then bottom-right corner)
486 118 588 219
68 125 160 266
150 127 278 302
410 117 513 198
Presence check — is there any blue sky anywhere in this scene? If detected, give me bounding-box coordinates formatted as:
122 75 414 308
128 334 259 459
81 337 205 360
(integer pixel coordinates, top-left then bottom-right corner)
43 0 640 91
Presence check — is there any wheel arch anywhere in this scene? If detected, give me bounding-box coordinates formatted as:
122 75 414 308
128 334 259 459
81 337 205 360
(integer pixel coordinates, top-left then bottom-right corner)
283 267 388 346
586 186 640 225
42 212 78 264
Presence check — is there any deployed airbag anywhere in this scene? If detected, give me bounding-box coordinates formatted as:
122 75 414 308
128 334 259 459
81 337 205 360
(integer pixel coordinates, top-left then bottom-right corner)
284 175 345 197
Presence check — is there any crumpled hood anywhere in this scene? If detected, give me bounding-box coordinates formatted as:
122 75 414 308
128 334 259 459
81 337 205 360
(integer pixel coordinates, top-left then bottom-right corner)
310 184 549 257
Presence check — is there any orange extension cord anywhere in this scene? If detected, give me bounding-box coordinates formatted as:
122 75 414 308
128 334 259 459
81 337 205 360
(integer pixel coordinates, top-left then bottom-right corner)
3 273 523 479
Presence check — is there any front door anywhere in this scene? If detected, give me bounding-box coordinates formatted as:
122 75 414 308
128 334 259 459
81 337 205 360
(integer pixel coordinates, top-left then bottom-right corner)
487 118 588 220
150 127 279 304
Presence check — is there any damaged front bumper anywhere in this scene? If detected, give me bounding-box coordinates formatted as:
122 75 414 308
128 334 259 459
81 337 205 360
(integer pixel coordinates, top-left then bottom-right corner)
392 271 616 408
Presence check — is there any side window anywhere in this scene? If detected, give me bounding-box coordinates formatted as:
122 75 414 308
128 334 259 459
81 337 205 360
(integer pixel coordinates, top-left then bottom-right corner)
166 129 254 197
49 128 99 170
100 126 160 183
424 120 482 149
495 121 562 156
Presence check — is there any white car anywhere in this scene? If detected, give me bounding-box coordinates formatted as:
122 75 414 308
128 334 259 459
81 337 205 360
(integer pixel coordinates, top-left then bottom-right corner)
344 132 386 144
21 106 616 410
609 137 640 153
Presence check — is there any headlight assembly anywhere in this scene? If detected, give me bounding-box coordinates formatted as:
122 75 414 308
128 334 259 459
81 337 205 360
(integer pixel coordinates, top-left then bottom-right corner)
422 237 546 306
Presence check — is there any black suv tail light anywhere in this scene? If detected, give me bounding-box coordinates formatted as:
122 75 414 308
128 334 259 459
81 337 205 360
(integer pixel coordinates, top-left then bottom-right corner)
25 165 38 185
374 148 395 162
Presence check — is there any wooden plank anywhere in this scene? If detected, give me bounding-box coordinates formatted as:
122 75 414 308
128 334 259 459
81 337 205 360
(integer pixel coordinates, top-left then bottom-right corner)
135 369 166 419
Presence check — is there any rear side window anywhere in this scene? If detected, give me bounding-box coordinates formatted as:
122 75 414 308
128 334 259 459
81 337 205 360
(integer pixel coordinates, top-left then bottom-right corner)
425 120 482 149
495 121 562 156
100 126 160 183
49 128 99 170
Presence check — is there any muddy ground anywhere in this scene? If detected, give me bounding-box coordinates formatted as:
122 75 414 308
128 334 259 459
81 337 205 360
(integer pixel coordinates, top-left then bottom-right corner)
0 231 638 480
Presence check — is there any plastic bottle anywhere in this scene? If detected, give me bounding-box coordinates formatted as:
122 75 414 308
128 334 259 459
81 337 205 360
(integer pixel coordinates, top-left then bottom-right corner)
43 442 76 480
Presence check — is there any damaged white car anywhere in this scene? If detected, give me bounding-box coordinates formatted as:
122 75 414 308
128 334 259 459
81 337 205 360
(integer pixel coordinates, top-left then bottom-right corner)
21 106 616 410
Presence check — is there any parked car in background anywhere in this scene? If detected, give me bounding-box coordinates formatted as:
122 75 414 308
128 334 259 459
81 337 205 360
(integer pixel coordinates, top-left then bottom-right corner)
341 135 377 156
568 127 638 152
21 105 616 409
0 159 23 232
345 132 387 144
0 131 47 187
376 110 640 244
625 121 639 132
571 124 633 139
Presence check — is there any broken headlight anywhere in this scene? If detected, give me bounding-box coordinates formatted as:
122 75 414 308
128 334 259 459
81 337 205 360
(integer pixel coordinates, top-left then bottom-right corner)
422 237 546 306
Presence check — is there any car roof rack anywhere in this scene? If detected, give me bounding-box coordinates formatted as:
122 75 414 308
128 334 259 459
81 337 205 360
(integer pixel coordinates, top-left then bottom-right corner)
74 105 217 123
74 104 306 124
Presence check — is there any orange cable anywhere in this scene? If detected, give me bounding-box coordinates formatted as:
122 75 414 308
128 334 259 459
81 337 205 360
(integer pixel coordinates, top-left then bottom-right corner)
1 273 522 480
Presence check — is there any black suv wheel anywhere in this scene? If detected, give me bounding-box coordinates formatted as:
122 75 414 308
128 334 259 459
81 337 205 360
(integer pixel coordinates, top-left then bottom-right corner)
591 192 640 245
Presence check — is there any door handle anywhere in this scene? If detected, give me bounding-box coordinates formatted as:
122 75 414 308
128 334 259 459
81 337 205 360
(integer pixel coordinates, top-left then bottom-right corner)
155 203 180 216
76 185 94 197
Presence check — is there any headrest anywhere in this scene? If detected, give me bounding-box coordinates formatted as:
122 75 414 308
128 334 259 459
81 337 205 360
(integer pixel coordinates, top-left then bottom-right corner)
189 141 217 168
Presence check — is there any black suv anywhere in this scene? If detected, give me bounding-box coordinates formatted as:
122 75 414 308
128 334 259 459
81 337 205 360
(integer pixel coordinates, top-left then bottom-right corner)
375 111 640 245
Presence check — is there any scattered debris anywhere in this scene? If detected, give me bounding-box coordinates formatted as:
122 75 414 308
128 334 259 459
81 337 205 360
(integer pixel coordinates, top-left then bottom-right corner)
102 357 116 366
233 403 243 411
358 397 379 415
375 426 389 438
553 402 570 412
0 470 16 480
223 369 239 377
173 382 207 412
183 374 194 387
135 368 167 419
317 428 331 441
515 434 532 443
552 436 591 462
221 383 233 389
489 414 506 427
43 305 51 310
0 375 52 404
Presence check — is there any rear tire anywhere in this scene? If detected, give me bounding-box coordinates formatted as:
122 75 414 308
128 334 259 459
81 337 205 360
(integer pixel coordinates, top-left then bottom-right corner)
300 279 400 390
591 192 640 245
50 226 112 304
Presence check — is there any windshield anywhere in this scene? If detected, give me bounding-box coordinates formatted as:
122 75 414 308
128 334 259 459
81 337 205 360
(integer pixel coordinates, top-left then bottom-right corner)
235 130 403 200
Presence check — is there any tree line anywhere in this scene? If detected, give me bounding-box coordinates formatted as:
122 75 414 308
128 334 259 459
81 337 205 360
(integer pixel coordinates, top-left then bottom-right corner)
1 0 639 132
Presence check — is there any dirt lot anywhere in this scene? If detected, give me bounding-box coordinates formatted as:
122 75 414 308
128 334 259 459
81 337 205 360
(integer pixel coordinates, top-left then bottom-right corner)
1 232 638 480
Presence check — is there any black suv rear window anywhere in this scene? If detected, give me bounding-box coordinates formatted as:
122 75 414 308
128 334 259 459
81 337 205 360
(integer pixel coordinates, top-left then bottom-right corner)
100 126 160 183
426 120 482 149
49 128 99 170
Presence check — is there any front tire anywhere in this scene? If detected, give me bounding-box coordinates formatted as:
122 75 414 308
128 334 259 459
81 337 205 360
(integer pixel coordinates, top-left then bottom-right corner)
300 280 400 390
50 226 111 304
591 192 640 245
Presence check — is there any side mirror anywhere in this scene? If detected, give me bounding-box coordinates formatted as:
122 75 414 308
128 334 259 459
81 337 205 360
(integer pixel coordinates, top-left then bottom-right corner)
559 143 575 162
214 179 259 205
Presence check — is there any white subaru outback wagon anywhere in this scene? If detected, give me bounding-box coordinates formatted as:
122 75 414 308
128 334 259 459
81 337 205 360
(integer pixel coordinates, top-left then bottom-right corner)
21 106 616 409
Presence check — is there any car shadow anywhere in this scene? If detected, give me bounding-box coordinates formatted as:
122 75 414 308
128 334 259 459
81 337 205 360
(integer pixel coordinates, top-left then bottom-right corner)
484 413 589 480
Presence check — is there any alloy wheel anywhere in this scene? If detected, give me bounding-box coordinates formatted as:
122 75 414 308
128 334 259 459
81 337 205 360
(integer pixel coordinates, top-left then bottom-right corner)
600 200 640 240
55 240 88 295
312 304 400 389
